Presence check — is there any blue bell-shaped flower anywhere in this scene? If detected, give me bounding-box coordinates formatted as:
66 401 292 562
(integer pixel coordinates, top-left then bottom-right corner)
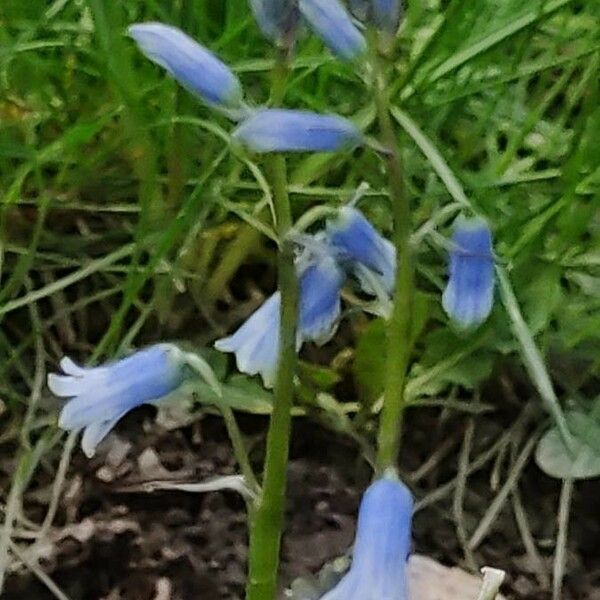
215 238 345 387
232 109 363 153
249 0 299 44
128 22 244 113
442 216 495 328
321 475 413 600
299 0 367 61
350 0 403 34
49 344 189 457
326 206 396 297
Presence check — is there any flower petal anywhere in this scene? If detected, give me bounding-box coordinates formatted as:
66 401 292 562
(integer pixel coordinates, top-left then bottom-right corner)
372 0 403 33
298 247 345 344
80 411 128 458
59 356 86 376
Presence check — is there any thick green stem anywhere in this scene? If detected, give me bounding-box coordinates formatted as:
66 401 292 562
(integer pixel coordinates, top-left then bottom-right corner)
372 42 415 473
246 52 298 600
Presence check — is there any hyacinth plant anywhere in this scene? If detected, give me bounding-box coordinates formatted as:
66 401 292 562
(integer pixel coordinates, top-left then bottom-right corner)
34 1 585 599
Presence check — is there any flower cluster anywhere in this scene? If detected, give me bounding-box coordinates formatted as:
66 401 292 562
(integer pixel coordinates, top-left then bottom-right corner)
250 0 403 52
251 0 366 59
44 6 498 598
215 207 396 387
216 208 496 387
128 22 363 153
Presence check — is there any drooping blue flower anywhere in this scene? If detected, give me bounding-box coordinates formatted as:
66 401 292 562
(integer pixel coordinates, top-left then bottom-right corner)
128 23 244 112
442 216 495 328
296 240 346 344
215 293 281 389
215 239 345 387
232 109 363 153
298 0 367 61
249 0 299 44
349 0 402 34
49 344 191 457
326 206 396 296
321 475 413 600
372 0 403 33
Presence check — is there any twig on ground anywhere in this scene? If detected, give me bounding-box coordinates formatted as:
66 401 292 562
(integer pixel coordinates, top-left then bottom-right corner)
454 418 478 571
9 540 72 600
553 478 574 600
469 433 539 550
511 486 550 589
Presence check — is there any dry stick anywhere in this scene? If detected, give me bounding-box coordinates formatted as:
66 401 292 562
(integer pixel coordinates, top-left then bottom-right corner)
415 433 508 512
0 293 47 591
0 466 24 591
553 478 574 600
9 540 71 600
415 406 531 511
407 430 461 484
454 419 478 571
468 434 539 551
511 486 550 589
38 431 78 538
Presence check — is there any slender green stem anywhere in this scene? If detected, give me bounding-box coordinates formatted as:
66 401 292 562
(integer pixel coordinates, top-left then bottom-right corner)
220 404 260 495
370 36 415 473
246 51 298 600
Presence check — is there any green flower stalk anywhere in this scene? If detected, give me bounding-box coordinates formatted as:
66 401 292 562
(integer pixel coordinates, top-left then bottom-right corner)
368 33 415 473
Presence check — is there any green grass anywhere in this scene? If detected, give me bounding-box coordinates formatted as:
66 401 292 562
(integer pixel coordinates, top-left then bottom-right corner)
0 0 599 597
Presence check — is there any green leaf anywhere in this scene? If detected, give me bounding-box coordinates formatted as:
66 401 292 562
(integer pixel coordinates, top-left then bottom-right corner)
353 293 430 405
188 375 274 414
521 262 563 333
297 360 342 390
419 328 493 391
353 318 386 404
536 411 600 480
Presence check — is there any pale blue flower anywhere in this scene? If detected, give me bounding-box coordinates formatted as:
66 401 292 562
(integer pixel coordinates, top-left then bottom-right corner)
350 0 402 34
49 344 194 457
299 0 367 61
232 109 363 153
249 0 299 43
442 216 495 328
373 0 402 33
128 23 243 112
215 240 345 387
321 475 413 600
326 206 396 296
215 293 281 389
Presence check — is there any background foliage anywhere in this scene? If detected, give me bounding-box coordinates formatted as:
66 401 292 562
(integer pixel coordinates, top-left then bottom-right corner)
0 0 599 598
